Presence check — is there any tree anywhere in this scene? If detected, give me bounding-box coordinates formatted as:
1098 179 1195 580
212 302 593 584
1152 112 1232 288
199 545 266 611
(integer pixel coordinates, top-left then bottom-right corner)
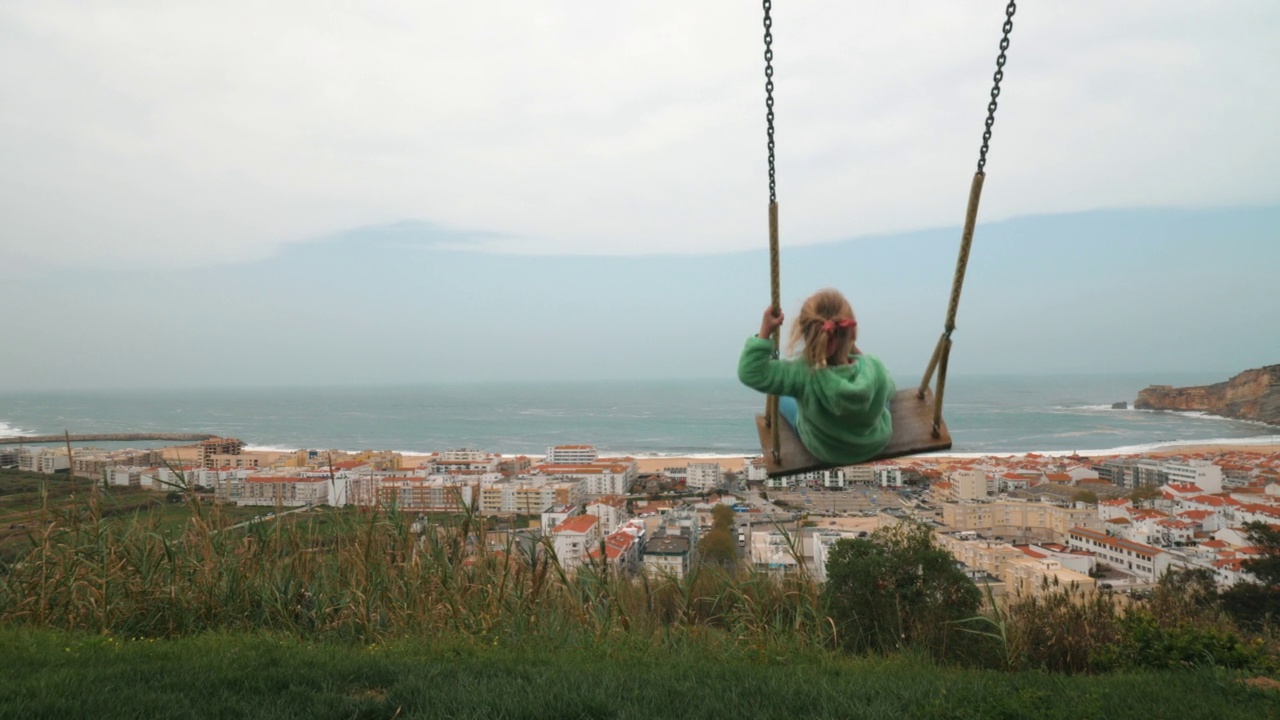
698 503 739 567
1128 486 1161 505
710 504 735 530
698 528 737 567
822 522 980 660
1220 522 1280 629
1239 522 1280 586
1071 490 1099 505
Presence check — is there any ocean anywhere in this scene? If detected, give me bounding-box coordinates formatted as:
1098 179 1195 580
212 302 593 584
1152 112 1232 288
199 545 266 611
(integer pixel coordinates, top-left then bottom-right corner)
0 374 1276 458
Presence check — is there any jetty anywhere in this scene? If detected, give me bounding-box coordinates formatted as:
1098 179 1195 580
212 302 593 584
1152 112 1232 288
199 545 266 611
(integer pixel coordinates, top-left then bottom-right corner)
0 433 216 445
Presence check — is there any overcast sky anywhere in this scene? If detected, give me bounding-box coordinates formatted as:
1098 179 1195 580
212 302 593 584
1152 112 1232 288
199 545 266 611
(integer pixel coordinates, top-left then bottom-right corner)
1 1 1278 389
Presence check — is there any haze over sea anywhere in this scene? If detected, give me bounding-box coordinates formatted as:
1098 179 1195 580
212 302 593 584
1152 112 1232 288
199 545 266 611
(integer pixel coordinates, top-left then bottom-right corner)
1 373 1275 458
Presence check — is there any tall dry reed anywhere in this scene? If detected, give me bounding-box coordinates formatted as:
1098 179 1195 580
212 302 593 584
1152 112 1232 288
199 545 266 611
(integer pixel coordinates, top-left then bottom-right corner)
0 493 831 655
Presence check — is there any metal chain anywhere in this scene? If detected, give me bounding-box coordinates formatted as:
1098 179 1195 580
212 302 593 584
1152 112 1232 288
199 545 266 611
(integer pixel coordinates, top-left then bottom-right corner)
763 0 777 203
977 1 1016 174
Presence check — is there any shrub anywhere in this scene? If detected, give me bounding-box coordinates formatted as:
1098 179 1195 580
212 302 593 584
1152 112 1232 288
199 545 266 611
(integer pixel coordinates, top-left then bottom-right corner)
1000 582 1121 674
822 522 980 661
1095 611 1272 672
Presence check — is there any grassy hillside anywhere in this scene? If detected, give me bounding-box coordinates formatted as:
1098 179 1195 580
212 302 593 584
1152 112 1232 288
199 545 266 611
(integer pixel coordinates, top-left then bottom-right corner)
2 628 1278 720
2 473 1279 718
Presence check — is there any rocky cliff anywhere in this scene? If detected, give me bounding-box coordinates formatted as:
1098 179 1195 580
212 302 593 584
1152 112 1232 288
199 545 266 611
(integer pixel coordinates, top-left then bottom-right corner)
1135 365 1280 426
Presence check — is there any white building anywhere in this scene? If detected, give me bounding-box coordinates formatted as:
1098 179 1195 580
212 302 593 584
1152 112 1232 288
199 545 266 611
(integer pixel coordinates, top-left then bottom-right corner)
541 504 578 535
588 526 644 574
1067 526 1171 583
19 448 70 474
686 463 723 492
764 473 795 490
841 466 875 485
820 469 849 490
750 530 803 574
586 496 629 534
106 466 141 487
551 514 602 571
744 457 769 483
545 445 598 465
537 463 634 498
952 469 987 501
811 530 865 582
428 449 500 476
642 533 692 578
1161 460 1224 494
874 466 903 488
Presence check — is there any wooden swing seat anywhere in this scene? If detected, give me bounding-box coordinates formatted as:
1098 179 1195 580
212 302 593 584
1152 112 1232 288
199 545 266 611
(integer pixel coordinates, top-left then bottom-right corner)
754 387 953 478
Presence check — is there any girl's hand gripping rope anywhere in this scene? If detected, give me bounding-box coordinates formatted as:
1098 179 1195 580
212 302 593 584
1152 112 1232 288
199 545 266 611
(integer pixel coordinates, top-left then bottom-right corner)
758 307 784 340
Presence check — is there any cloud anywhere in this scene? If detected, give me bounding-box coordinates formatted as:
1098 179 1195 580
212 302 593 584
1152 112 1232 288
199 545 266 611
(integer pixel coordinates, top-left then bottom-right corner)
1 1 1277 268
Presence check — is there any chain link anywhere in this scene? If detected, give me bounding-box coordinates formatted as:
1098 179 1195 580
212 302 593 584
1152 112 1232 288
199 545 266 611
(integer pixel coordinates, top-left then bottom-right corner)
977 1 1016 174
763 0 776 204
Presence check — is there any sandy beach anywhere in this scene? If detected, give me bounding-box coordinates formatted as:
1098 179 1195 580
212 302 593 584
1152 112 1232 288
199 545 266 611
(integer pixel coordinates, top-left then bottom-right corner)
623 441 1279 475
156 440 1278 474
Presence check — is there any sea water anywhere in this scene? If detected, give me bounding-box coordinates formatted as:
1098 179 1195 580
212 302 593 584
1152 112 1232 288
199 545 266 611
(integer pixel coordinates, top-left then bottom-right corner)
0 374 1275 457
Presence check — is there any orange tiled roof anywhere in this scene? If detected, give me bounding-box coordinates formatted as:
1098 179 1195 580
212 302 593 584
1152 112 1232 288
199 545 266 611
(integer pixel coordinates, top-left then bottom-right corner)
553 514 600 534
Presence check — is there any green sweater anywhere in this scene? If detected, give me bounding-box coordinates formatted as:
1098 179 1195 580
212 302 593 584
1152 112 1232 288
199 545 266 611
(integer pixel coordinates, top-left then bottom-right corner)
737 336 895 465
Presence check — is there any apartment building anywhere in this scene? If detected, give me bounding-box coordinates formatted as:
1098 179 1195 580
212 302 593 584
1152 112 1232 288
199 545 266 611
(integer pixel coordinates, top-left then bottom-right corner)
1067 526 1171 583
479 480 581 515
935 533 1096 595
536 463 635 497
744 457 769 483
588 527 643 574
1161 460 1224 494
874 466 903 488
429 449 501 475
686 463 723 492
199 437 245 469
551 514 601 571
71 449 162 479
942 500 1103 542
355 477 477 513
240 476 330 507
17 448 70 474
586 495 629 534
952 469 987 501
541 504 579 534
643 534 692 578
545 445 598 465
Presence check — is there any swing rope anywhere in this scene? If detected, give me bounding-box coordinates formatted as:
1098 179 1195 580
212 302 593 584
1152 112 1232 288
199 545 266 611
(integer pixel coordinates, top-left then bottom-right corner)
760 0 1016 463
918 0 1017 437
762 0 782 463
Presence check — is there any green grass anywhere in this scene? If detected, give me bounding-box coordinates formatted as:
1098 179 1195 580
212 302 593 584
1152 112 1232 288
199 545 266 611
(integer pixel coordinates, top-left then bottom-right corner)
1 627 1277 719
3 474 1279 717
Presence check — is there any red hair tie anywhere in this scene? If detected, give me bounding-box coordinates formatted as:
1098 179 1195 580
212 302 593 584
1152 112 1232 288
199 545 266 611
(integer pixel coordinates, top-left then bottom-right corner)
821 318 856 334
821 318 856 353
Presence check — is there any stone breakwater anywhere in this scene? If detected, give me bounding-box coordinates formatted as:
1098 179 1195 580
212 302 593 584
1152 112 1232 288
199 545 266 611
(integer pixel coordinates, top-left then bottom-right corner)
1135 365 1280 427
0 433 217 445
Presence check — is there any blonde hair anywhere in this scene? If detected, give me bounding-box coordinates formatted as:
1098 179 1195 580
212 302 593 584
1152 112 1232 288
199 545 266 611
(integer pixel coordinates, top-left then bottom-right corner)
787 288 858 369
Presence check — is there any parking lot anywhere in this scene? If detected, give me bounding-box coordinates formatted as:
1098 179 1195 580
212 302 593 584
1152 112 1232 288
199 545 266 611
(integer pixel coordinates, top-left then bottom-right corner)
768 485 906 516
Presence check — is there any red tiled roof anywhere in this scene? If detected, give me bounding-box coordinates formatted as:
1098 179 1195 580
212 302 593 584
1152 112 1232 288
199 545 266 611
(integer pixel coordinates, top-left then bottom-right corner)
553 514 600 534
1070 526 1161 557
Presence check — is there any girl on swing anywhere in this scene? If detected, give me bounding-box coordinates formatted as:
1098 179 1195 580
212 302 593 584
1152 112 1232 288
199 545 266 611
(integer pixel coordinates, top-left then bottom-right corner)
738 288 894 465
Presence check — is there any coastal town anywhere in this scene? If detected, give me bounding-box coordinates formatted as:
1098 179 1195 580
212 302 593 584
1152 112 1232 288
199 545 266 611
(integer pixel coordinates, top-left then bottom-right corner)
5 437 1279 595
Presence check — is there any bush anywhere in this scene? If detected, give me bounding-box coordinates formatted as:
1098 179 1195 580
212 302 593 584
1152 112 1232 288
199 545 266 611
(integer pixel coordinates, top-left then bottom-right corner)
822 522 980 661
1095 611 1272 672
1000 582 1121 674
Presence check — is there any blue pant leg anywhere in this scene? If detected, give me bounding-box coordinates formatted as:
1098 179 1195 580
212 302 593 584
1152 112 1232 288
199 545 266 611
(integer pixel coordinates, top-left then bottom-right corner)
778 396 799 430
